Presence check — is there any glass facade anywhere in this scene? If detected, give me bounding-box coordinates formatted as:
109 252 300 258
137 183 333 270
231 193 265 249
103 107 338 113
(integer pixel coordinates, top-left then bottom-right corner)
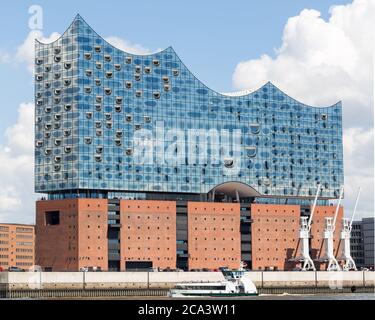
35 15 343 199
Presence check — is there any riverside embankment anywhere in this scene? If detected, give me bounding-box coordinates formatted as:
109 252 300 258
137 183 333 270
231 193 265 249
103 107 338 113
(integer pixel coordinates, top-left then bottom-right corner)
0 271 374 298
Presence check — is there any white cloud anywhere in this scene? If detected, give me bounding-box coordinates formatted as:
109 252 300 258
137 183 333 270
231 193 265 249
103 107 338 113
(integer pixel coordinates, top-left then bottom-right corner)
0 103 37 224
0 49 11 64
105 36 156 55
15 30 61 72
232 0 374 218
233 0 374 129
0 186 22 211
342 127 374 218
5 102 34 155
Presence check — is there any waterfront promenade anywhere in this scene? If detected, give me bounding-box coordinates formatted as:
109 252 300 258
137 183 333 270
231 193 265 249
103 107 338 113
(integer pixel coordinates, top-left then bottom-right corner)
1 271 374 298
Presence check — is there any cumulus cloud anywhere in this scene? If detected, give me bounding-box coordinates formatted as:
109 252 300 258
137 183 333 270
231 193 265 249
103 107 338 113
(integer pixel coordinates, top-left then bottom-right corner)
343 128 374 218
0 30 60 70
105 36 156 55
5 103 34 155
232 0 374 218
233 0 374 129
0 103 36 224
15 30 61 72
0 49 11 63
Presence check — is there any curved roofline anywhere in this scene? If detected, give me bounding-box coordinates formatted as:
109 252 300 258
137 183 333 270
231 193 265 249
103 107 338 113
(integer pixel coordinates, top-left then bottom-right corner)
35 13 76 45
36 14 342 109
220 88 258 96
35 14 170 56
223 81 342 109
261 81 342 110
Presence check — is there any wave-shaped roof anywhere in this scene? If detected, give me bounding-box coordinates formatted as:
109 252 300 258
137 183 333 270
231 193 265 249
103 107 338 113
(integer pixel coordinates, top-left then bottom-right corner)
34 14 343 198
36 14 341 109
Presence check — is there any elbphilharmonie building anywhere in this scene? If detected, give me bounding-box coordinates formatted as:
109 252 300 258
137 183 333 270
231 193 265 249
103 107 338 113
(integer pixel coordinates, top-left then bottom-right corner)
35 15 344 271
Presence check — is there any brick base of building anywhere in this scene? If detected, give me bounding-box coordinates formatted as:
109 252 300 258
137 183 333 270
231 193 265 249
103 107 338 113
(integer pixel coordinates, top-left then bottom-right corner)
35 199 343 271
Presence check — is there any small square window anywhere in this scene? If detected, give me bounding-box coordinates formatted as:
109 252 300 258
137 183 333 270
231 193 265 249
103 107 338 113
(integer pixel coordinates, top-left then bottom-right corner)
45 211 60 226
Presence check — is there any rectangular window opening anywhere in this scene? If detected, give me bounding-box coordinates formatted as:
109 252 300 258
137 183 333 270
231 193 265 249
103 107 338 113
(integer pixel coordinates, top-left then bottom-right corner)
45 211 60 226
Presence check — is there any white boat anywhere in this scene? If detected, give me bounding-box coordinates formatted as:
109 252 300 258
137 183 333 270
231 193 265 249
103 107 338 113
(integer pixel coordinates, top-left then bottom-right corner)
168 269 258 297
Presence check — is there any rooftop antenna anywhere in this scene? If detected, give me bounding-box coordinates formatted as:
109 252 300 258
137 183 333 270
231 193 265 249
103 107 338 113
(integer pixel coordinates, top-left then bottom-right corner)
319 185 344 271
339 187 361 271
293 185 321 271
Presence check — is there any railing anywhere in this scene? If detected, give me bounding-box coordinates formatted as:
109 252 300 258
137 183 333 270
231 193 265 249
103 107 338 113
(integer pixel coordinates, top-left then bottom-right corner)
1 288 168 299
1 286 373 299
1 270 374 299
258 286 373 295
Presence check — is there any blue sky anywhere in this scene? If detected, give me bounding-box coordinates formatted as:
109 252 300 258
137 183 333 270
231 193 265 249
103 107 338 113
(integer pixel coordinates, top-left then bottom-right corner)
0 0 352 136
0 0 373 223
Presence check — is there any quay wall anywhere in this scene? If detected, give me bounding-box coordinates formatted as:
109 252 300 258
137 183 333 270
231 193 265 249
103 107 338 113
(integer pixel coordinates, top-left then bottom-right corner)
0 271 374 290
245 271 375 288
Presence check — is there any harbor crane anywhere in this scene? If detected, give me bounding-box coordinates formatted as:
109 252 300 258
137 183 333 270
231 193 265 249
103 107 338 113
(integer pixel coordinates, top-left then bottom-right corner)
319 185 344 271
339 187 361 271
294 185 321 271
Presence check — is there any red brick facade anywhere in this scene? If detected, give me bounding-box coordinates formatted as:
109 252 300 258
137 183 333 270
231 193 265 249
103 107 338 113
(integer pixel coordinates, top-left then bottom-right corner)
251 204 300 271
35 199 344 271
120 200 176 270
36 199 108 271
187 202 241 270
